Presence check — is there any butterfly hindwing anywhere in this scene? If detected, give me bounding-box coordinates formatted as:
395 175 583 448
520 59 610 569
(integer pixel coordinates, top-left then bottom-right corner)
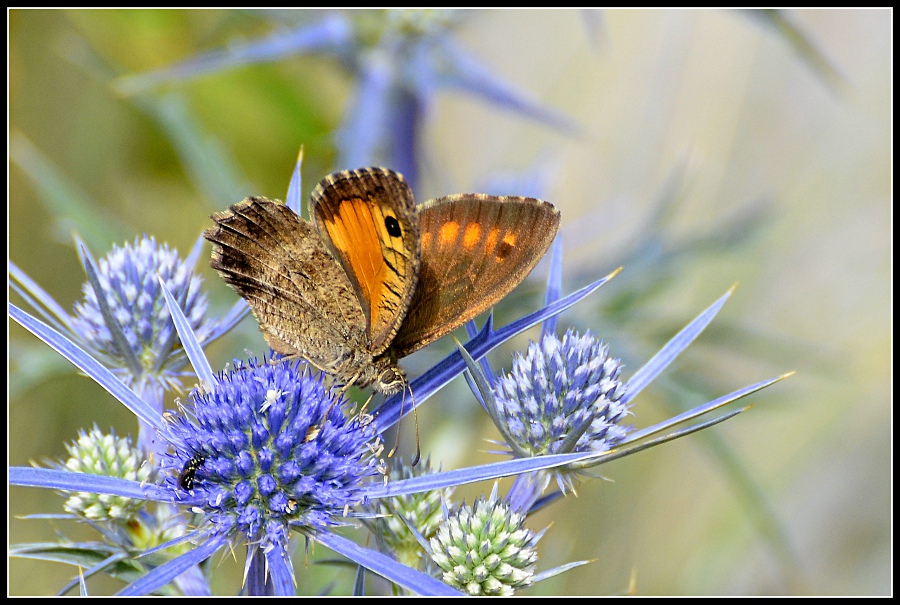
311 168 420 355
388 194 560 359
205 197 372 375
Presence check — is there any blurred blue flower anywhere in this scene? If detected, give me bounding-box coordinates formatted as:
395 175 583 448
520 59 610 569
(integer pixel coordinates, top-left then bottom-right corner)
114 9 577 190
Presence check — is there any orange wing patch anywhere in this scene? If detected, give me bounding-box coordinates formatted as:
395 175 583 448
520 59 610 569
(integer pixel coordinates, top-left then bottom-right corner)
485 227 500 252
439 221 460 245
463 223 482 249
322 199 389 331
309 167 420 356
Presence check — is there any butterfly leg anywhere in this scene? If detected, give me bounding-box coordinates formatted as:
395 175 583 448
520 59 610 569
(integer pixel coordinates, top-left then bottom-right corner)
356 390 376 418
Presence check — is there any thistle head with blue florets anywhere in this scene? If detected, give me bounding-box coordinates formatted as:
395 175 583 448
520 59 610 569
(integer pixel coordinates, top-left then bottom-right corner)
495 328 630 456
161 357 382 553
69 235 216 395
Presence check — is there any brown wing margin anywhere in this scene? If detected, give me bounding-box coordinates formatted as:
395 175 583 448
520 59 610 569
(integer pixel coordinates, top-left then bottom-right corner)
388 194 560 358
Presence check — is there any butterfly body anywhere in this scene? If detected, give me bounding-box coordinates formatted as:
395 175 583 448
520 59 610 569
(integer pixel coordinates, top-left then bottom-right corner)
204 168 559 394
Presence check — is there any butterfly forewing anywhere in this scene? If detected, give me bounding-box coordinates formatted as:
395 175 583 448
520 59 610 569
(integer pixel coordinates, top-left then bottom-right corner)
311 168 421 355
388 194 560 358
204 197 371 373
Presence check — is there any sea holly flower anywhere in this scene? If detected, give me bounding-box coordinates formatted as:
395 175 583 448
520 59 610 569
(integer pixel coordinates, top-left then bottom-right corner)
60 426 153 523
9 235 244 453
364 457 453 570
429 486 541 596
364 464 589 595
9 236 236 394
482 328 631 502
17 425 206 596
493 329 630 459
455 262 792 514
9 276 604 595
160 357 382 550
68 236 214 390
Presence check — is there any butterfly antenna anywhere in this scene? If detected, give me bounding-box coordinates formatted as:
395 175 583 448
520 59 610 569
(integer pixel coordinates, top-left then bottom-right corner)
409 382 421 467
387 384 406 459
387 380 421 466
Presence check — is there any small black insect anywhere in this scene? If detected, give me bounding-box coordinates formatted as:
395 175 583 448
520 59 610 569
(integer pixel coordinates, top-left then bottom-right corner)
178 453 206 491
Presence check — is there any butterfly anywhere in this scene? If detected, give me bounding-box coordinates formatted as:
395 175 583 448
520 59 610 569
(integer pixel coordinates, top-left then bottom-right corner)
204 167 560 394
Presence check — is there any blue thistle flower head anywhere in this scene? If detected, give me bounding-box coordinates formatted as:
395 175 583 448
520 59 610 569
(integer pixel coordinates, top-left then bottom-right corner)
161 357 381 550
69 235 214 391
494 328 631 458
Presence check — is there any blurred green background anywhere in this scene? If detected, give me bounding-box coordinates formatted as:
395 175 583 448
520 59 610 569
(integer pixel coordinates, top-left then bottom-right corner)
9 9 890 596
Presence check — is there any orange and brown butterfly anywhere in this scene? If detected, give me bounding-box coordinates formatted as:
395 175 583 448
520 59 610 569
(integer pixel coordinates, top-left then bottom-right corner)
203 167 560 394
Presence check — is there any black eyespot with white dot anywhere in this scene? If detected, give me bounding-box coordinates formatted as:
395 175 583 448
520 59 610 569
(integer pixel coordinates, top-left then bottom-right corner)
385 216 402 238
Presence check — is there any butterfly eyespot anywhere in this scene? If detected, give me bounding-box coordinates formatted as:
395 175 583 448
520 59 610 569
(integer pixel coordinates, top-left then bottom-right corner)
496 240 515 259
384 216 402 238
